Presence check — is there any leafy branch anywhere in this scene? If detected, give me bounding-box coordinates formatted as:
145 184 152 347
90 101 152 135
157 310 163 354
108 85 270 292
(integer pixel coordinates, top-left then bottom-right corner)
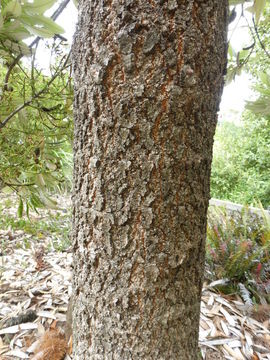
1 0 70 96
0 51 71 129
252 16 270 59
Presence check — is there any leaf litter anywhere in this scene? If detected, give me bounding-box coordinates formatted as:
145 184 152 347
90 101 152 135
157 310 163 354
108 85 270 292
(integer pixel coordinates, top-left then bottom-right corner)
0 197 269 359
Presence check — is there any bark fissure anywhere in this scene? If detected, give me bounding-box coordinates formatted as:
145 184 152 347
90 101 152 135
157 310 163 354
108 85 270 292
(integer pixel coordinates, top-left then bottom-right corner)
72 1 228 358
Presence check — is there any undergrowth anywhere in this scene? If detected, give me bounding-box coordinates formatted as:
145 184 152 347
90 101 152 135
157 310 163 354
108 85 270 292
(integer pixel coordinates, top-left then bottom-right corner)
1 194 270 304
0 198 71 251
206 205 270 304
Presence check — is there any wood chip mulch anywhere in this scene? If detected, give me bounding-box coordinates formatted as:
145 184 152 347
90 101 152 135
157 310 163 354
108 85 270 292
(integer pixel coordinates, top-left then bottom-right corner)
0 229 269 360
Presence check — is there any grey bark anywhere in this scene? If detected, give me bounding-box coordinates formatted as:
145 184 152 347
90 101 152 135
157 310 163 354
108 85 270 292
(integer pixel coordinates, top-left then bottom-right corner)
72 1 228 359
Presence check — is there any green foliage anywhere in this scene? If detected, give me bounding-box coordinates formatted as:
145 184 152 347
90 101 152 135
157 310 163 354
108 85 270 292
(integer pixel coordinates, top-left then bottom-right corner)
206 205 270 301
227 1 270 83
211 109 270 207
0 58 73 212
0 0 73 213
211 122 243 203
0 0 64 57
0 199 71 251
215 22 270 207
246 71 270 114
247 2 270 75
246 0 267 24
229 0 247 5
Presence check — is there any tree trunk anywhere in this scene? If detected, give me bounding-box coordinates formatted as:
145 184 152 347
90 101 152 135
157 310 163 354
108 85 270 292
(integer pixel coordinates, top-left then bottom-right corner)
72 1 228 359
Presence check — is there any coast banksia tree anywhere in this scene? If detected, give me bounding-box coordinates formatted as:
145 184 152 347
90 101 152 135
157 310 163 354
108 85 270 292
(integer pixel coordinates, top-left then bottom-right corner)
72 1 228 359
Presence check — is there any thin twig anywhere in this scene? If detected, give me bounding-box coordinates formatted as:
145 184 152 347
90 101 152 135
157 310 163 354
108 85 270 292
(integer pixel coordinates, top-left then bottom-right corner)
0 53 71 129
0 176 34 188
3 181 35 187
252 16 270 60
234 9 256 69
242 9 257 46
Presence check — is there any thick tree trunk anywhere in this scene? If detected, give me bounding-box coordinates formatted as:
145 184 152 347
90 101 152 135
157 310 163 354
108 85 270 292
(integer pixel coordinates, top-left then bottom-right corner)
72 1 228 359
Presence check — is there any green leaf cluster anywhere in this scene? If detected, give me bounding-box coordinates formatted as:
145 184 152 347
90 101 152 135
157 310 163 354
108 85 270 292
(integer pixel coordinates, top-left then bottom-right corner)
216 3 270 208
0 197 71 251
226 1 269 83
0 0 64 57
0 60 73 214
211 111 270 208
211 55 270 208
206 205 270 302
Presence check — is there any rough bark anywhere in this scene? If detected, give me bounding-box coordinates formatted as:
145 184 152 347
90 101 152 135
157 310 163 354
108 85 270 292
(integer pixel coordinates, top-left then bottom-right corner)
72 1 228 359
